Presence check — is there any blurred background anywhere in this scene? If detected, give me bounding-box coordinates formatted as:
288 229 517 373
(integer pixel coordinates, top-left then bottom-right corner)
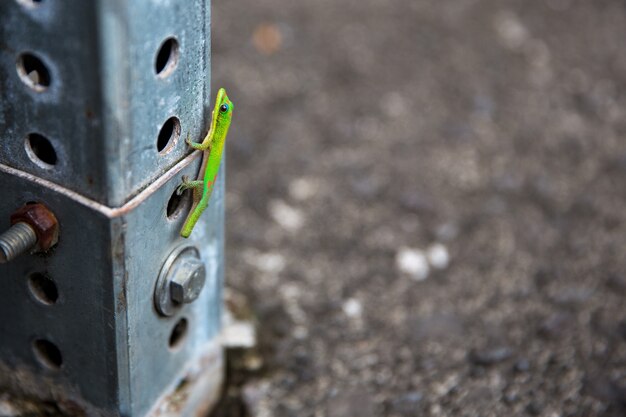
211 1 626 416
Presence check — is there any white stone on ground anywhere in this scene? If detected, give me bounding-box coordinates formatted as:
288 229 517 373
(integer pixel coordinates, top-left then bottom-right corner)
342 298 363 319
396 247 430 281
494 11 529 50
427 243 450 270
221 308 256 348
269 199 304 231
249 251 286 273
289 177 319 201
221 319 256 348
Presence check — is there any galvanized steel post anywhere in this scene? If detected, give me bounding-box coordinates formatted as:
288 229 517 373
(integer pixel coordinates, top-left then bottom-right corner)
0 1 223 416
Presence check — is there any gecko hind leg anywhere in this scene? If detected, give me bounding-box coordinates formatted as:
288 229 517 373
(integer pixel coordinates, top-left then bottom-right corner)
176 175 203 196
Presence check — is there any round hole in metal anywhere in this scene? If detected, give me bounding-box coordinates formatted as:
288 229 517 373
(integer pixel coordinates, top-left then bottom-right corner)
155 37 180 78
25 133 57 168
32 339 62 370
157 116 180 154
16 52 51 92
169 317 188 350
28 272 58 305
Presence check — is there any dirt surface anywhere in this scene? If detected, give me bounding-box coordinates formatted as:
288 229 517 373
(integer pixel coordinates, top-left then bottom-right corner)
210 1 626 416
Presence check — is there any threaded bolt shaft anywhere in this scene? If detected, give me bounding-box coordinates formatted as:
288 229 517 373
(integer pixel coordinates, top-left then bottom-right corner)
0 222 37 263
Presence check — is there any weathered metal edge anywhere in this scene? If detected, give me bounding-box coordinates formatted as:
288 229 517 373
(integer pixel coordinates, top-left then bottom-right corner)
145 341 223 417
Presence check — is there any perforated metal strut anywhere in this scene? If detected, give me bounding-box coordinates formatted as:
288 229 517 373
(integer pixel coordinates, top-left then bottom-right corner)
0 2 223 416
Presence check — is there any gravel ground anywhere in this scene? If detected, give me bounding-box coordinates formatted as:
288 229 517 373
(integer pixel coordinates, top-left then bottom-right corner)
209 1 626 416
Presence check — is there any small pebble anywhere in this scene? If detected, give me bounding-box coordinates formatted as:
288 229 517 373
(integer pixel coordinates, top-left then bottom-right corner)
618 320 626 341
468 346 513 366
436 222 459 241
0 398 19 417
382 91 409 118
391 391 423 413
494 11 529 50
242 380 270 416
254 252 286 273
468 366 486 378
427 243 450 270
502 391 518 404
549 287 592 306
351 177 382 199
221 320 256 348
396 247 430 281
514 358 531 373
243 352 264 371
293 325 309 340
606 274 626 295
533 268 553 289
342 298 363 319
433 374 460 396
289 177 318 201
269 200 304 231
399 192 435 213
525 401 542 416
538 313 573 339
327 388 376 417
583 374 626 406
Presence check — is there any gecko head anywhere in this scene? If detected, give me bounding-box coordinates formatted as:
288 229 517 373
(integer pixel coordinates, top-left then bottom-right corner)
215 88 234 123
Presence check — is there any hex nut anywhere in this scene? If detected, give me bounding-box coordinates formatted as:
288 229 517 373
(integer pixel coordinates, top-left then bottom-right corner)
170 258 206 304
10 203 59 251
155 245 206 316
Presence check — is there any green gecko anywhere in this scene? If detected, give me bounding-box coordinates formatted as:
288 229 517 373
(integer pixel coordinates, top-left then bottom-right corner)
177 88 234 238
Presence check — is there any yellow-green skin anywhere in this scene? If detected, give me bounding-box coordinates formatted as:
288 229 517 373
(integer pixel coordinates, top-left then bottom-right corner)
177 88 233 238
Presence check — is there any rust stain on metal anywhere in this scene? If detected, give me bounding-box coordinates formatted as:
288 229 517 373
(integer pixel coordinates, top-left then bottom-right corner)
166 378 191 414
10 202 59 251
110 221 127 313
117 271 128 312
149 345 223 417
152 376 196 416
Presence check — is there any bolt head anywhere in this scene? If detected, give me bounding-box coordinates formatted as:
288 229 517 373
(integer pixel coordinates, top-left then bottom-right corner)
169 257 206 304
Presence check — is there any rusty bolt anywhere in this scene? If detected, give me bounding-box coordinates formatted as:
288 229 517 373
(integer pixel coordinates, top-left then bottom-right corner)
10 203 59 252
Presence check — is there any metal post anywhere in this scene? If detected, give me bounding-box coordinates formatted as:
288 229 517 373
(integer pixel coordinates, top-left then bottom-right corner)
0 1 223 416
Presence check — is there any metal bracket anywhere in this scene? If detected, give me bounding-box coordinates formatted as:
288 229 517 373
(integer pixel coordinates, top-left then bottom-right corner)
0 1 223 416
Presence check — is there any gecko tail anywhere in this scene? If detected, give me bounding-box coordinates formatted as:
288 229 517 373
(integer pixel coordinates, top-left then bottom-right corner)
180 216 198 238
179 194 209 238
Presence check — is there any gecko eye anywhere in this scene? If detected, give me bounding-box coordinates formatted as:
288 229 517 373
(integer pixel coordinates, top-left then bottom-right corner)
219 104 229 113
